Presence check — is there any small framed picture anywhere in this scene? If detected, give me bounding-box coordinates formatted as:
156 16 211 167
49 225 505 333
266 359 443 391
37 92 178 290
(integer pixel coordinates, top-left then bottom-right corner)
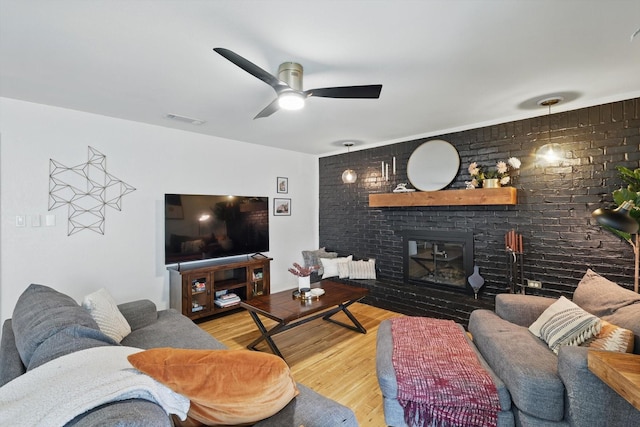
274 198 291 216
277 177 288 194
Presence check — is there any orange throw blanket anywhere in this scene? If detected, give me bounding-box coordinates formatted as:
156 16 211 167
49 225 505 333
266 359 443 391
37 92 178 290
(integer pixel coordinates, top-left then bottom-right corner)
391 317 501 427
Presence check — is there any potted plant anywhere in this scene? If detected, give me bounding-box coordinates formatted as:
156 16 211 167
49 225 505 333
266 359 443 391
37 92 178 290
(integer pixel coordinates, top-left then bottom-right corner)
467 157 521 188
288 262 317 290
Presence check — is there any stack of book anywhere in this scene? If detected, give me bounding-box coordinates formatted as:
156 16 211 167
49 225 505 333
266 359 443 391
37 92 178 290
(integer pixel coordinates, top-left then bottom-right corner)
214 292 241 308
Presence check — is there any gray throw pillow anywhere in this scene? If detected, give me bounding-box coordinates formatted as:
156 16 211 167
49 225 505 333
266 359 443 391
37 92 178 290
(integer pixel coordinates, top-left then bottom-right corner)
12 284 115 370
302 248 337 275
573 269 640 316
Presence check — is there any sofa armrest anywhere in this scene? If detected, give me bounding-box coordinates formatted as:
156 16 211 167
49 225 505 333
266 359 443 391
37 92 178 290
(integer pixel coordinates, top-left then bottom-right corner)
0 319 26 387
558 346 640 426
117 300 158 331
495 294 555 327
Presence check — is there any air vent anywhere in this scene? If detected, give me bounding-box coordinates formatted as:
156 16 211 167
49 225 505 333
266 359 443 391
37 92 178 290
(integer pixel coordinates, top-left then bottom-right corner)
164 114 206 125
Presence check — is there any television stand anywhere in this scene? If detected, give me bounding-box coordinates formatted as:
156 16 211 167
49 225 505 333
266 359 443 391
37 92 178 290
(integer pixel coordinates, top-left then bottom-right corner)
168 256 272 321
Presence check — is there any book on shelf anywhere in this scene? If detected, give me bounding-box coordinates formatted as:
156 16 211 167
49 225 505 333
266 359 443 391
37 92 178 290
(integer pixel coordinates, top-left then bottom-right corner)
191 281 207 293
214 292 240 308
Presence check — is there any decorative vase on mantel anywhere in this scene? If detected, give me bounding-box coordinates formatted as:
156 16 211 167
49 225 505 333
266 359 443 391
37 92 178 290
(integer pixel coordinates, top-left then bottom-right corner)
483 178 500 188
298 275 311 291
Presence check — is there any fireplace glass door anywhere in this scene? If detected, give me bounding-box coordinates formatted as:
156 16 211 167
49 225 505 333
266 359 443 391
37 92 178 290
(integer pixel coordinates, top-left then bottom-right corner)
401 230 473 292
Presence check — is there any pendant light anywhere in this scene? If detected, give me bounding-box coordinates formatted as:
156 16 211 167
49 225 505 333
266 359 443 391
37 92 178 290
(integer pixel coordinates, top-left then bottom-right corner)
536 97 564 163
341 142 357 184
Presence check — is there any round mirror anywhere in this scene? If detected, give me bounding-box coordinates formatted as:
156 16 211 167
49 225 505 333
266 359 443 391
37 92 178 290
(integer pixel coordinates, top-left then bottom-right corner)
407 140 460 191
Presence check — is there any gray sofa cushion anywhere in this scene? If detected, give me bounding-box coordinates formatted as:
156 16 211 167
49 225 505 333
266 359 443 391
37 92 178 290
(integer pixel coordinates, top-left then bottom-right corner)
573 269 640 353
118 299 158 331
29 324 116 370
12 284 115 370
66 399 172 427
468 309 564 422
254 383 359 427
121 309 227 350
0 320 26 386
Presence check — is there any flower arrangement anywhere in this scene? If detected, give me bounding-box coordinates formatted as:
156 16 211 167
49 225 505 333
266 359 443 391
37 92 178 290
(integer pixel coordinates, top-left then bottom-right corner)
466 157 521 188
288 262 316 277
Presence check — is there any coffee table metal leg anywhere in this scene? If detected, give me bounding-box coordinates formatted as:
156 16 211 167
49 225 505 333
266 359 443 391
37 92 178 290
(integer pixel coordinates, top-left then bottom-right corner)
246 311 285 359
322 299 367 334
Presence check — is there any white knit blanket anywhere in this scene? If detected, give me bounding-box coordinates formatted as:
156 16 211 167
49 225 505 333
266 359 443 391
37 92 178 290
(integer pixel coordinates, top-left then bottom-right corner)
0 346 190 427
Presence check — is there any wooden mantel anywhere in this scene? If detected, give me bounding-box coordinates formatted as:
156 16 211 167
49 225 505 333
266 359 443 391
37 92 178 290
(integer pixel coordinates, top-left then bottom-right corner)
369 187 517 207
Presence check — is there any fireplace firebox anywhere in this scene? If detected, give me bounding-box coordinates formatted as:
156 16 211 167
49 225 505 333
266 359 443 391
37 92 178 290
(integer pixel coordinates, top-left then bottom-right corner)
401 230 474 292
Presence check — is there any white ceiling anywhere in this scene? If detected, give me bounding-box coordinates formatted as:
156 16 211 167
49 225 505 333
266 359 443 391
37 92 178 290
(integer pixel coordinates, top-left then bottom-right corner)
1 0 639 156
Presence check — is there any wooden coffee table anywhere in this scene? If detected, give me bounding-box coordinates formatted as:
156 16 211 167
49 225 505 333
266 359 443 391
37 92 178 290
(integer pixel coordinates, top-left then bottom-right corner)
240 280 369 360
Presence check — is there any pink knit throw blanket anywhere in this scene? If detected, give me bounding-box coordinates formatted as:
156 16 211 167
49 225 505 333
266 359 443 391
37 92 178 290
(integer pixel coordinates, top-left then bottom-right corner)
391 317 501 427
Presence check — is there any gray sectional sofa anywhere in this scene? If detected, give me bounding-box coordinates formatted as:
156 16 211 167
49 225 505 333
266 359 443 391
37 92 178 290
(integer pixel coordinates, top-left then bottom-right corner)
377 269 640 427
0 284 359 426
468 270 640 427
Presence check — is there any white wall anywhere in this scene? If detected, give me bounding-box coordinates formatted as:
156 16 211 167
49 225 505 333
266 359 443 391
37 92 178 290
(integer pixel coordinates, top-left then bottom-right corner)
0 98 319 322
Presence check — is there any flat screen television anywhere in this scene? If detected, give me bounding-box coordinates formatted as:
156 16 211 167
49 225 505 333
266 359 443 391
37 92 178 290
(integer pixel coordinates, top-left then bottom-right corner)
164 194 269 265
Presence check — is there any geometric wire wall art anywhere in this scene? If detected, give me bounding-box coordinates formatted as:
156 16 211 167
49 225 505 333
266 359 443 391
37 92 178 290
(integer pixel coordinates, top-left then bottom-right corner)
48 146 136 236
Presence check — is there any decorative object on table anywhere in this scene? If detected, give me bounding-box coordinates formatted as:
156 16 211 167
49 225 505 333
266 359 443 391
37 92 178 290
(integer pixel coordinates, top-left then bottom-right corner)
467 265 485 299
273 198 291 216
341 142 357 184
407 140 460 191
49 146 136 236
291 287 324 300
299 288 312 299
592 166 640 292
288 262 317 290
276 177 288 193
505 229 525 294
466 157 521 189
392 183 415 193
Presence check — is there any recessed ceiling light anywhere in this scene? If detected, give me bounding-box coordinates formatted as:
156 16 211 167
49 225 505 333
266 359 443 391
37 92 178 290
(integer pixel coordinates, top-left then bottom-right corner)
164 114 206 125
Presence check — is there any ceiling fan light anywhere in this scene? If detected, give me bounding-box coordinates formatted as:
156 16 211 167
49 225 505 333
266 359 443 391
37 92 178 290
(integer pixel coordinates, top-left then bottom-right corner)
278 92 305 110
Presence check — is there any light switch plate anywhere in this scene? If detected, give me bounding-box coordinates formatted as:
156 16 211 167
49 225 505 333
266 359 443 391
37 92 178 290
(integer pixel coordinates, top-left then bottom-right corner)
15 215 26 227
45 214 56 226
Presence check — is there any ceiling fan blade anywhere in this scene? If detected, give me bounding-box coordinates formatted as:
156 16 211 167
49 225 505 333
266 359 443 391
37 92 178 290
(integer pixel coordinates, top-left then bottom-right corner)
254 98 281 119
304 84 382 99
214 47 288 92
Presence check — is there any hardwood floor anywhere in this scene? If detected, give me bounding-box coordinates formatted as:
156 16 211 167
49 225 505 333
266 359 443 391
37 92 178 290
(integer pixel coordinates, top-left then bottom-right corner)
198 302 403 427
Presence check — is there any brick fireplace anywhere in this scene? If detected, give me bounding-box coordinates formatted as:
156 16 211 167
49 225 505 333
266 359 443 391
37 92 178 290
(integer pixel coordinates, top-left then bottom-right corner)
401 230 474 293
319 98 639 324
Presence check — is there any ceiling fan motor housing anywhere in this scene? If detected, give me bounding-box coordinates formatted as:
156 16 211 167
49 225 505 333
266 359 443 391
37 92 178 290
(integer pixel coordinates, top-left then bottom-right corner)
278 62 303 91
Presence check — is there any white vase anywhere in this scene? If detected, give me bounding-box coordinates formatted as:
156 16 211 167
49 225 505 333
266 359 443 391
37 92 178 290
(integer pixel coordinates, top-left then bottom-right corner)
298 275 311 291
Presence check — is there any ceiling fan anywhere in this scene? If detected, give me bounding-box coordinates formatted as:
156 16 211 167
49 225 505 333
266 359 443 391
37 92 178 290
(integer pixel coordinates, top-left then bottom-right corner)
213 47 383 119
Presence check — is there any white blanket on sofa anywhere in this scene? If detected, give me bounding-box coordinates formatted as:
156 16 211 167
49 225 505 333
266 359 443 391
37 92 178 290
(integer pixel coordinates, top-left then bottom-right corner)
0 346 190 427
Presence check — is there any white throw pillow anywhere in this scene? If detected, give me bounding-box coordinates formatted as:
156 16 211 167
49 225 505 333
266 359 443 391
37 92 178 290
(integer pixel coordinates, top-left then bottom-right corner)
338 262 351 279
529 296 601 354
320 256 353 279
348 259 377 280
82 288 132 342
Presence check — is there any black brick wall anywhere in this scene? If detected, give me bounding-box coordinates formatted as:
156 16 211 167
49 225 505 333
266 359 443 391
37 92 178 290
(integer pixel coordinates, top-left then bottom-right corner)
319 98 640 323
